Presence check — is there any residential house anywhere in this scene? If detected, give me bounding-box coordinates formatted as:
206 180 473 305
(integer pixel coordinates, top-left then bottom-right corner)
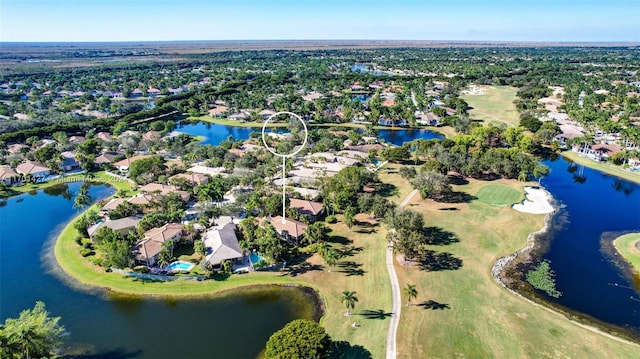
269 216 308 243
68 136 86 144
203 223 243 267
16 161 51 181
142 131 161 141
94 152 118 167
100 198 127 215
259 109 276 120
130 89 144 98
169 172 210 186
113 154 152 173
228 111 251 121
139 183 190 202
60 151 81 172
0 165 19 185
132 223 185 266
95 132 113 142
207 105 229 118
87 216 140 241
289 198 324 222
147 88 161 97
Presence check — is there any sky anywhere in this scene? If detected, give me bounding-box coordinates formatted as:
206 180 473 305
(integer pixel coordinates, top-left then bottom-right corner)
1 0 639 42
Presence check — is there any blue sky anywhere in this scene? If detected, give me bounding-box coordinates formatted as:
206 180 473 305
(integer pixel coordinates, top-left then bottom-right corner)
1 0 638 42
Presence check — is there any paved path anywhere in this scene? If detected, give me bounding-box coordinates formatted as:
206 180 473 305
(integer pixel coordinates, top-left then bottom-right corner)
386 189 418 359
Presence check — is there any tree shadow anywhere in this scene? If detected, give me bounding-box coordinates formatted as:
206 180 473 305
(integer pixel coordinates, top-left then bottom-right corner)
438 207 458 211
339 245 363 258
434 191 476 203
329 340 373 359
358 309 392 320
211 271 230 281
328 235 351 245
69 348 143 359
285 252 312 266
285 262 323 277
418 250 463 271
447 175 469 186
416 300 450 310
355 228 376 234
377 183 399 197
337 261 366 276
423 226 459 245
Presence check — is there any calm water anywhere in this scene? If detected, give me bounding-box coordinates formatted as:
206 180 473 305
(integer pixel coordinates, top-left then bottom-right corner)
178 121 444 147
0 182 319 358
539 156 640 334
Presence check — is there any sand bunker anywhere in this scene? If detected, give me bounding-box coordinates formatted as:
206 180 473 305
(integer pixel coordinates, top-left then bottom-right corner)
512 187 554 214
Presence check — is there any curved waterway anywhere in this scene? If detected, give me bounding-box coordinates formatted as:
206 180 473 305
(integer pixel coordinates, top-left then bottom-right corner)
177 121 444 146
0 182 320 358
533 156 640 337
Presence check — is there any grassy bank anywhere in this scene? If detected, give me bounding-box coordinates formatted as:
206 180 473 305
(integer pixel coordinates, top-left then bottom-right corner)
54 207 391 358
613 233 640 273
386 173 640 358
562 151 640 185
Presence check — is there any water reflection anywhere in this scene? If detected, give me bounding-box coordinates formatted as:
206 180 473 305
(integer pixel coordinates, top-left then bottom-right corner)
43 183 72 199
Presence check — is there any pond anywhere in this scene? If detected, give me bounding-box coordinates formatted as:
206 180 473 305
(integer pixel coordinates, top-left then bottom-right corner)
0 182 320 358
535 156 640 336
177 121 444 147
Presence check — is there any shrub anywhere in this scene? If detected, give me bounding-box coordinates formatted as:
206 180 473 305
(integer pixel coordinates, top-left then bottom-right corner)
80 249 95 257
526 260 562 298
325 215 337 224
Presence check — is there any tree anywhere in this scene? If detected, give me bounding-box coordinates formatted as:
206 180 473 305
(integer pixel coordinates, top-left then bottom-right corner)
264 319 331 359
322 248 340 272
411 170 452 200
0 301 67 359
403 284 418 306
303 222 328 245
193 239 206 257
157 240 174 267
343 205 357 232
73 183 93 210
339 290 358 316
129 155 166 184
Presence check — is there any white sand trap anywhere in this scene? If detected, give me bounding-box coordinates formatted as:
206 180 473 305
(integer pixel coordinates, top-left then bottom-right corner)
512 187 554 214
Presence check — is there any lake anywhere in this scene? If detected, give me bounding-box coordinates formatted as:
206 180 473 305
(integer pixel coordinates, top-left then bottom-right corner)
0 182 320 358
177 121 444 146
536 156 640 336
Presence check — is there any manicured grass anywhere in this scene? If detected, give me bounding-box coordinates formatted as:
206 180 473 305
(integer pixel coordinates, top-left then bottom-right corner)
191 116 288 128
613 233 640 273
54 210 391 358
562 151 640 185
376 162 416 205
390 175 640 358
475 184 523 207
461 86 520 127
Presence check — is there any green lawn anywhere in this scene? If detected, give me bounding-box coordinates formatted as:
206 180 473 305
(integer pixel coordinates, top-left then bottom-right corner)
461 86 520 127
613 233 640 273
475 184 523 207
392 176 640 358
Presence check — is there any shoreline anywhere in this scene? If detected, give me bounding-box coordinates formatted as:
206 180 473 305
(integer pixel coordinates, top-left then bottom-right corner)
561 151 640 185
491 191 640 346
610 232 640 275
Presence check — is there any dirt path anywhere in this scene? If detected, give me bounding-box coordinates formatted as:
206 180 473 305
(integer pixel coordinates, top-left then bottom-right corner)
386 189 417 358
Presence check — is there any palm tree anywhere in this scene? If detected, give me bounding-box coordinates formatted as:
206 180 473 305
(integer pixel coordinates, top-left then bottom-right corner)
322 248 339 272
73 183 93 210
403 284 418 306
315 242 331 258
340 290 358 316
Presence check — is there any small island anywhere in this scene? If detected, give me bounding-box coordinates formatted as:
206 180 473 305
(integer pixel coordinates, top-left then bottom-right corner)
613 233 640 274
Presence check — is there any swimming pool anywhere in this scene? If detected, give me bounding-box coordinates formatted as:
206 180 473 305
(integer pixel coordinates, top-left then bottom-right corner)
166 261 195 271
249 253 265 265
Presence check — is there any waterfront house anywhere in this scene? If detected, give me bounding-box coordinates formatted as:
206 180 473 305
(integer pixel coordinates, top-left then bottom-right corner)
16 161 51 181
94 152 118 167
0 165 19 185
139 183 190 202
132 223 185 266
207 105 229 118
87 216 140 241
61 151 81 172
203 223 243 267
95 132 113 142
268 216 308 244
289 198 324 222
113 154 152 173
